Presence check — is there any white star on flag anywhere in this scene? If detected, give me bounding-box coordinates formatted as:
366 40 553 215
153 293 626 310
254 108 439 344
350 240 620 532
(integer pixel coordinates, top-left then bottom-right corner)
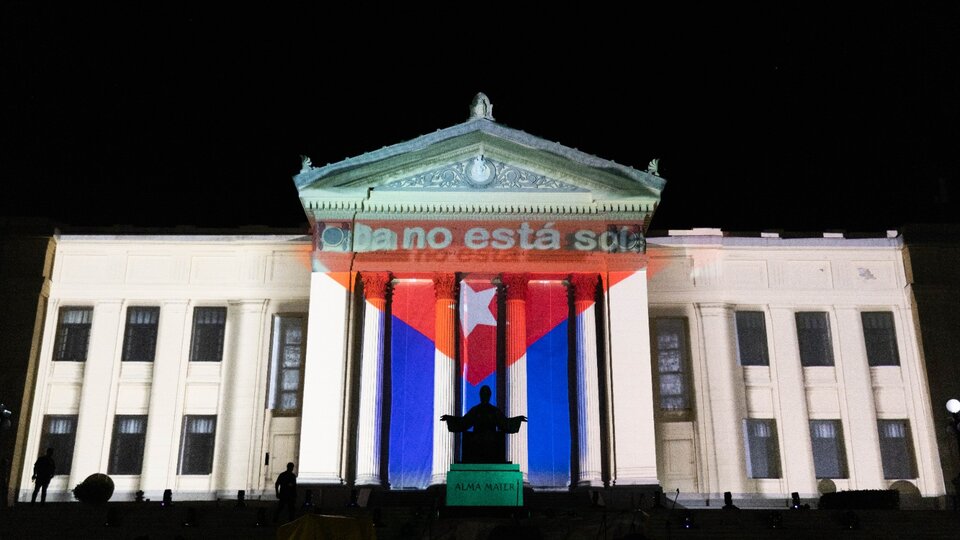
460 282 497 337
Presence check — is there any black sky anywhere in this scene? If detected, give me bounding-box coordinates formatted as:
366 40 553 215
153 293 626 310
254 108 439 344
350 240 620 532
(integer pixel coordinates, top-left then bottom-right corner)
2 3 958 234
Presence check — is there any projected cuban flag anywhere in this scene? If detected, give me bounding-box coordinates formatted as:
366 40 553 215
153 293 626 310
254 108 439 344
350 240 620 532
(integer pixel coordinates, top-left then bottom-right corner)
524 280 571 487
388 280 436 489
459 278 499 413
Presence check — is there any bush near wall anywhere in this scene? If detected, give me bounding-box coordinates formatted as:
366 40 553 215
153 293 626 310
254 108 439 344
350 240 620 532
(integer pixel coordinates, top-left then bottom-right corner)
72 473 115 504
818 489 900 510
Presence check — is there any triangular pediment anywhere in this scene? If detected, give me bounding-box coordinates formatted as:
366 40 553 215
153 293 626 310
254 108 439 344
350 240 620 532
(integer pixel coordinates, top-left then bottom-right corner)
294 101 664 225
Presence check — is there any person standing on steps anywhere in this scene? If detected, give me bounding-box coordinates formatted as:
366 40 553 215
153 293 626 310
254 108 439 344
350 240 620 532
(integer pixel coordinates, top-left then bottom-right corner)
31 448 55 504
274 462 298 523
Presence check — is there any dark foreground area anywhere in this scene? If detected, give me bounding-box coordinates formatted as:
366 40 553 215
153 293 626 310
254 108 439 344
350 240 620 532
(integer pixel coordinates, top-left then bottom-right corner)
1 492 959 539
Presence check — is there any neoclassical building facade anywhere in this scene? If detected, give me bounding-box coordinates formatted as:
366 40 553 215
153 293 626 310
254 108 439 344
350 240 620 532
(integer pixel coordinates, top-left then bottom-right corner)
14 96 946 505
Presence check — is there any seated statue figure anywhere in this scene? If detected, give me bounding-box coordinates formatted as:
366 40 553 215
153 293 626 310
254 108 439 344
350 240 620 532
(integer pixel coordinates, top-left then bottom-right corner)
440 385 527 464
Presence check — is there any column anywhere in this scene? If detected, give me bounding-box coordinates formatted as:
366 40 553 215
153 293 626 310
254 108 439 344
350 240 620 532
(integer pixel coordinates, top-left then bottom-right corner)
607 270 658 485
834 307 884 488
766 307 816 496
430 273 457 486
571 274 603 486
502 273 529 482
140 300 188 497
355 272 390 486
299 272 352 484
69 300 122 489
217 299 268 495
698 303 749 495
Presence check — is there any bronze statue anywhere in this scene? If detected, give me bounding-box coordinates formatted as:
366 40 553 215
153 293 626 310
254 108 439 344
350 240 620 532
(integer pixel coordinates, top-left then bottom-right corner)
441 385 526 463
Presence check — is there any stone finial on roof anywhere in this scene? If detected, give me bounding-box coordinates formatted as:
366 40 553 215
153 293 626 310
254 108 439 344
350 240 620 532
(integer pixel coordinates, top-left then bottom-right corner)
300 155 316 174
469 93 494 121
647 158 660 176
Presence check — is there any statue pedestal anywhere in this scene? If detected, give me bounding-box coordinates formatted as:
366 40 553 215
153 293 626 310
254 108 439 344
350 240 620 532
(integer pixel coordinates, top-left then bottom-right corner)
445 464 523 507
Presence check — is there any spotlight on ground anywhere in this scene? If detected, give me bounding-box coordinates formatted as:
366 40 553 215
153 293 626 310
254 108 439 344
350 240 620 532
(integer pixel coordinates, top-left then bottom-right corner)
236 489 246 507
161 489 173 507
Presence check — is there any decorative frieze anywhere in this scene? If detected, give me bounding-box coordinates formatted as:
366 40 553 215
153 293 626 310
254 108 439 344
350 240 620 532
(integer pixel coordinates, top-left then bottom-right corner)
380 158 587 192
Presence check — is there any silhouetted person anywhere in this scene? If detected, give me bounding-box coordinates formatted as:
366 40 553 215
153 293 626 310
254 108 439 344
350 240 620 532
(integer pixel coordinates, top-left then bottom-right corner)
441 385 526 463
274 462 297 523
31 448 55 504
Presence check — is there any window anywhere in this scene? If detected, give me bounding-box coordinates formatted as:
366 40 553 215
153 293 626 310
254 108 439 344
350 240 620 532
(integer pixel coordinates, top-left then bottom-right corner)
735 311 769 366
862 312 900 367
121 307 160 362
267 315 306 412
178 415 217 475
108 415 147 475
795 312 834 367
39 415 78 475
744 419 781 478
810 420 848 478
652 318 691 411
189 307 227 362
877 420 917 479
53 307 92 361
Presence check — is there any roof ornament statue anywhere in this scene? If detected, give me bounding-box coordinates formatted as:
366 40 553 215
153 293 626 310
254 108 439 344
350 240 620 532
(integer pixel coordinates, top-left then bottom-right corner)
299 155 315 174
469 92 494 121
647 158 660 177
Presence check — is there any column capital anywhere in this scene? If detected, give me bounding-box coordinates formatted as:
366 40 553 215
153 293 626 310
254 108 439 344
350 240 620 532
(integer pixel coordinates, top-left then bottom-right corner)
697 302 733 316
360 272 391 300
227 299 269 313
432 273 457 301
570 273 599 303
501 273 528 301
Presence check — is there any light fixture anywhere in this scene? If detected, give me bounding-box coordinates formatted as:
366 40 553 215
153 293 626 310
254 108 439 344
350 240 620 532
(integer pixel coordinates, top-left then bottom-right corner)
0 403 13 430
947 398 960 415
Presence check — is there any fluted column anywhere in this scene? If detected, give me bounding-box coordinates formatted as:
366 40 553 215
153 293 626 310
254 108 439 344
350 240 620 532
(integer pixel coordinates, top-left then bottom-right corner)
70 300 122 489
833 307 884 488
571 274 603 486
218 299 268 495
355 272 390 486
698 303 748 495
431 274 457 486
502 273 529 482
140 300 188 496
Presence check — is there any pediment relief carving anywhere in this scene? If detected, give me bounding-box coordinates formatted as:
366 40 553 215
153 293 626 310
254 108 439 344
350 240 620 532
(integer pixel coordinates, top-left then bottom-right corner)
377 157 588 193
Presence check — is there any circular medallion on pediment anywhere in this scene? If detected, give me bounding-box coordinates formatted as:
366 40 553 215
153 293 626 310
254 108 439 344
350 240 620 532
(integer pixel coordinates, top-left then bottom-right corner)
321 226 347 248
467 156 495 187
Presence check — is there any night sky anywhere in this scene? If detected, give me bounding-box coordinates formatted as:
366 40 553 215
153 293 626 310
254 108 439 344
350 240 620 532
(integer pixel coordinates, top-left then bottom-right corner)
2 4 958 234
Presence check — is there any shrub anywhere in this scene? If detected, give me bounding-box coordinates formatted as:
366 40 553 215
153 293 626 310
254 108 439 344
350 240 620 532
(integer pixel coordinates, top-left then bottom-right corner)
72 473 115 504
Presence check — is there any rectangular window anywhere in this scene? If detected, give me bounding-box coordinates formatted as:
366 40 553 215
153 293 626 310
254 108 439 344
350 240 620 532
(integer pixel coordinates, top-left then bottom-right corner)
189 307 227 362
267 315 306 412
744 419 781 478
878 420 917 479
862 312 900 367
178 415 217 475
735 311 769 366
39 415 78 475
108 415 147 475
121 307 160 362
53 307 93 361
795 312 835 367
652 318 691 411
810 420 848 478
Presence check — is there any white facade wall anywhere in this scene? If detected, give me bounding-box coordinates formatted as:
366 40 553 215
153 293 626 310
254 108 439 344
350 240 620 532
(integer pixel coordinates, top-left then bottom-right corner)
19 235 312 501
647 231 943 503
19 231 945 503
